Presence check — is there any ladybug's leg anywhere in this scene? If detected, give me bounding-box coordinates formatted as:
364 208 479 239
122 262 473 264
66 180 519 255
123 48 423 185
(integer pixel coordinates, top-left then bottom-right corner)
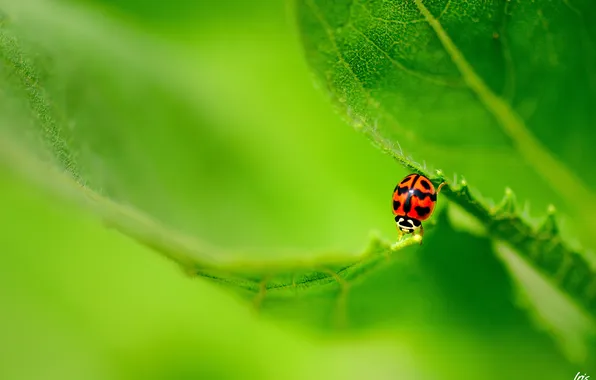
395 224 404 241
437 182 446 194
418 225 424 245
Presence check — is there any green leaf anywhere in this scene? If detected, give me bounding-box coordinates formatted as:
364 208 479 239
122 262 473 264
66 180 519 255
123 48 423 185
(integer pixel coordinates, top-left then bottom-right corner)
2 152 589 376
296 0 596 242
1 164 438 380
296 0 596 326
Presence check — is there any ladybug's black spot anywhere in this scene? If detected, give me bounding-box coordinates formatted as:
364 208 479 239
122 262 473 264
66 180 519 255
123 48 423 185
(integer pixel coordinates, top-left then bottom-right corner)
397 186 409 195
400 176 413 184
393 200 401 211
403 194 412 213
414 189 437 201
420 179 431 190
402 175 421 215
415 206 431 218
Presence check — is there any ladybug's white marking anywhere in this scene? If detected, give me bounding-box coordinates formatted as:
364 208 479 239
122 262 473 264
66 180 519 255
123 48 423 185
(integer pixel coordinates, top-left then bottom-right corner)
396 216 421 233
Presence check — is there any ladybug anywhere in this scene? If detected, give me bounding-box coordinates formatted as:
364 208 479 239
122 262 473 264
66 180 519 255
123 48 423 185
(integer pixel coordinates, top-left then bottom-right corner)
392 173 444 241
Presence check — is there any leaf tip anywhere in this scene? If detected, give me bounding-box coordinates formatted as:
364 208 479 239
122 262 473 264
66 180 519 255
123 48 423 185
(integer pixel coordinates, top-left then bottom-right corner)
493 187 517 215
433 169 447 188
538 204 559 236
456 177 472 199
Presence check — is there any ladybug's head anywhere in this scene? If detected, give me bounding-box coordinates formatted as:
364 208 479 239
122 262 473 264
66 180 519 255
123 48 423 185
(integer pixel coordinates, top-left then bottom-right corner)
395 216 421 233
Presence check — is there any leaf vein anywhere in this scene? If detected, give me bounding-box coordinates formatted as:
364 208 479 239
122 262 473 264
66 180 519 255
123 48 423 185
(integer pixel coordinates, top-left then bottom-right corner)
413 0 596 231
348 23 463 87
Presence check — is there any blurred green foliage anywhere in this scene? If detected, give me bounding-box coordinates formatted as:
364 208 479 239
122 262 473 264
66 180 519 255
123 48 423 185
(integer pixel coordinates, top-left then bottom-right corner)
1 0 595 379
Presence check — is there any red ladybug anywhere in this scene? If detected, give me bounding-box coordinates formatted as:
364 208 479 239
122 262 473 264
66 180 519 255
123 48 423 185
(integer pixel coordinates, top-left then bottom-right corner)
392 173 444 241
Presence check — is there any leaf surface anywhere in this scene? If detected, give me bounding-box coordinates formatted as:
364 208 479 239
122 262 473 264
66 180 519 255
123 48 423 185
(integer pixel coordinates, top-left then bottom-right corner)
295 0 596 366
297 0 596 250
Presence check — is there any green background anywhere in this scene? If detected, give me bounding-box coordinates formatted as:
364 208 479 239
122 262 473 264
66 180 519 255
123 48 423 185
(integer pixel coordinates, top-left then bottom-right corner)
0 0 594 379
